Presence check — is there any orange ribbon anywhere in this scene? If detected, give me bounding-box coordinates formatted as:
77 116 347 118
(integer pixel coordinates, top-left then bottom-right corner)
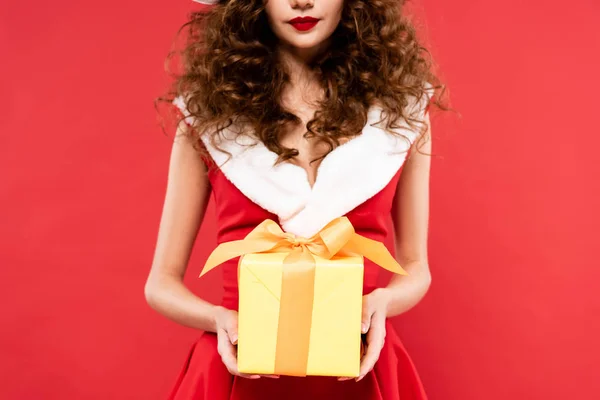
199 216 408 376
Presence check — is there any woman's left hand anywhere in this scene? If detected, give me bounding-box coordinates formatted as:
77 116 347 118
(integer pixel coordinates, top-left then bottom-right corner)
339 288 391 382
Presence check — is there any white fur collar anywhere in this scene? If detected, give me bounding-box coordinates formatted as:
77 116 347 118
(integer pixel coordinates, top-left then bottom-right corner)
173 87 432 238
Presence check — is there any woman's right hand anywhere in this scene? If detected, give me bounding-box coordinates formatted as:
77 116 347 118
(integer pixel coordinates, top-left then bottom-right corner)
214 306 279 380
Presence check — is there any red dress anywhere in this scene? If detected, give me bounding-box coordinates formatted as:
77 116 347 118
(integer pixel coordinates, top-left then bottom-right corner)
167 93 432 400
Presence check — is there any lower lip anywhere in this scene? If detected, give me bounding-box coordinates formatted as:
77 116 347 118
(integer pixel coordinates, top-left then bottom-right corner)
289 21 319 31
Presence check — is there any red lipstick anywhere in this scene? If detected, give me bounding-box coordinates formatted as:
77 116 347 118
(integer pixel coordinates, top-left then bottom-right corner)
288 16 320 32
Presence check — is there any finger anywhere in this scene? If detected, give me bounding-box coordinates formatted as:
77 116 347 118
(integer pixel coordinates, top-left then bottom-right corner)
357 312 386 381
217 328 239 373
361 296 372 334
227 316 239 345
260 375 280 379
217 329 260 379
338 376 354 381
361 311 371 334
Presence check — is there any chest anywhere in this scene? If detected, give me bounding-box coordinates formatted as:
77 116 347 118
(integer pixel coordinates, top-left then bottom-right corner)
280 86 350 188
278 103 351 189
200 105 417 238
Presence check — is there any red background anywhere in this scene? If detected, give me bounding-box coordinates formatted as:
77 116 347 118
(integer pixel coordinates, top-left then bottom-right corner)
1 0 599 399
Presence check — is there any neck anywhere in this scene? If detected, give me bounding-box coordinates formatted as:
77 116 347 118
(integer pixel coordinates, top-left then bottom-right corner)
278 49 314 87
278 46 325 110
277 39 330 85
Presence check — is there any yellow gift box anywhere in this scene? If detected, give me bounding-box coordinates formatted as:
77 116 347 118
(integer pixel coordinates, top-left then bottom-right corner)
238 252 364 377
199 216 407 377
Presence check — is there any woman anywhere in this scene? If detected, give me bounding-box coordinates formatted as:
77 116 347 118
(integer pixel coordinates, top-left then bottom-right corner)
146 0 445 398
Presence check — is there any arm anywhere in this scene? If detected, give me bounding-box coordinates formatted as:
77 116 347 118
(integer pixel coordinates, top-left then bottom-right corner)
146 116 267 380
144 121 221 333
355 114 433 381
381 113 433 317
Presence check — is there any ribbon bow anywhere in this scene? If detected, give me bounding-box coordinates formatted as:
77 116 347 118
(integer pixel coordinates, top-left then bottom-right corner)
200 216 407 278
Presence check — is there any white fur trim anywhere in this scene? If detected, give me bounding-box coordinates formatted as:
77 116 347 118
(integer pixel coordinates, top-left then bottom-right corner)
172 83 433 237
280 108 410 237
172 95 197 127
202 132 313 221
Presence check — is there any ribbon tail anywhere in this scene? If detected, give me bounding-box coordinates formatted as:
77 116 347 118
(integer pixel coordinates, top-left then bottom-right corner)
345 234 409 276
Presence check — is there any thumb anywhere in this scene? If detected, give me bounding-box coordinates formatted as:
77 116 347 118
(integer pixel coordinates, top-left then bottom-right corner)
227 317 239 345
227 328 238 345
361 294 373 334
361 319 370 334
361 310 372 334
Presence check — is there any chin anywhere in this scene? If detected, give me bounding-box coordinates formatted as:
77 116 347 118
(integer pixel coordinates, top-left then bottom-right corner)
281 32 329 49
287 39 322 49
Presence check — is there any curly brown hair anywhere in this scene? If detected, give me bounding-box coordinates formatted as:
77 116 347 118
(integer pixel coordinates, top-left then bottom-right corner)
156 0 450 166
